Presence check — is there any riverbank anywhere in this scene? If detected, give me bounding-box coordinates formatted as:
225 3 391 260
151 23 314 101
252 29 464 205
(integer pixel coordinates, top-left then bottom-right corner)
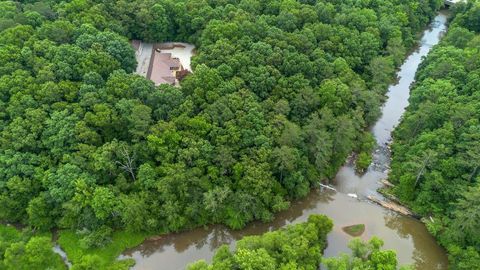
387 2 480 268
117 10 450 270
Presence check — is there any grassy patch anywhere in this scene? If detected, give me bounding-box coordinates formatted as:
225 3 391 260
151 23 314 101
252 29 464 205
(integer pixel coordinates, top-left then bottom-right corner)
0 224 22 242
342 224 365 237
57 229 148 268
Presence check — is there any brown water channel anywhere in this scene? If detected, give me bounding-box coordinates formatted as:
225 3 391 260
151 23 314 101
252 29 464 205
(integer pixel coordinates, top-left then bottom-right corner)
121 11 450 270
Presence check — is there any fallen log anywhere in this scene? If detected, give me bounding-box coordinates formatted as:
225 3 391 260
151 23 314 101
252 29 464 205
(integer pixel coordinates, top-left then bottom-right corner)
367 195 413 216
380 179 395 187
319 183 337 191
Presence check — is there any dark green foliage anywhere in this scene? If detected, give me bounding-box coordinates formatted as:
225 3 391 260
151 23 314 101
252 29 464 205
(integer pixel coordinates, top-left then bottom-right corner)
390 2 480 269
355 132 375 172
187 214 333 270
78 226 113 249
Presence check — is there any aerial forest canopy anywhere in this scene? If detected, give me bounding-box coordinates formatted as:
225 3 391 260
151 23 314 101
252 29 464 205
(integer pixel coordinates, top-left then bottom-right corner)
0 0 443 253
390 1 480 269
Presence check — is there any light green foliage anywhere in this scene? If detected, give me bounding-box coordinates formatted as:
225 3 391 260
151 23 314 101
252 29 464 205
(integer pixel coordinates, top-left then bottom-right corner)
234 249 276 270
0 225 22 266
355 132 375 172
390 2 480 268
57 230 146 269
187 214 333 270
70 254 135 270
323 237 408 270
0 225 65 270
91 187 116 221
70 254 103 270
356 152 372 172
3 236 64 270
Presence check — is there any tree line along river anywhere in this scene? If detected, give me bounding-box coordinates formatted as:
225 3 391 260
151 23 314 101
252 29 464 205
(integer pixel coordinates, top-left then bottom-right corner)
120 10 450 270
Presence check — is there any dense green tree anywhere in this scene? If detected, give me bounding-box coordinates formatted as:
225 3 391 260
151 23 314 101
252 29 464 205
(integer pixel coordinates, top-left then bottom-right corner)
3 236 65 270
0 0 443 268
390 3 480 268
187 215 333 270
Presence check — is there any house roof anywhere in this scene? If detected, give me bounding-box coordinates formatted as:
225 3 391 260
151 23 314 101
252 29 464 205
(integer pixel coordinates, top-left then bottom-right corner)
156 53 181 69
148 51 182 85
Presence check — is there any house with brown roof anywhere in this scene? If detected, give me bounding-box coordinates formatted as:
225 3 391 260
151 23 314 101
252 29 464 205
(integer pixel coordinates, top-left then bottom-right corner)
132 41 193 86
148 51 183 86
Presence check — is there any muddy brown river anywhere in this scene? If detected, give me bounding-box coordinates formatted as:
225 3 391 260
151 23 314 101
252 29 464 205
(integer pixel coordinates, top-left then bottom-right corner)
121 11 450 270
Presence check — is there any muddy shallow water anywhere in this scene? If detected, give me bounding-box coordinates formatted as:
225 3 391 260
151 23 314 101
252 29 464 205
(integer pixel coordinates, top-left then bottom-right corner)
121 11 450 270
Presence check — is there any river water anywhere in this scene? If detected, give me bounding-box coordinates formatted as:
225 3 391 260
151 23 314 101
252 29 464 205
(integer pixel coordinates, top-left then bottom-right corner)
122 11 449 270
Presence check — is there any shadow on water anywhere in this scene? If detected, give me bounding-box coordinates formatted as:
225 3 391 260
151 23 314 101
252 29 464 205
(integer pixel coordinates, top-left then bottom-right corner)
122 189 334 258
122 190 447 270
122 10 450 270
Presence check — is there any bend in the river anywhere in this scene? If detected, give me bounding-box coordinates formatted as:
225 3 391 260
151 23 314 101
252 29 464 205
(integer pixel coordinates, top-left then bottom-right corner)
121 10 450 270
